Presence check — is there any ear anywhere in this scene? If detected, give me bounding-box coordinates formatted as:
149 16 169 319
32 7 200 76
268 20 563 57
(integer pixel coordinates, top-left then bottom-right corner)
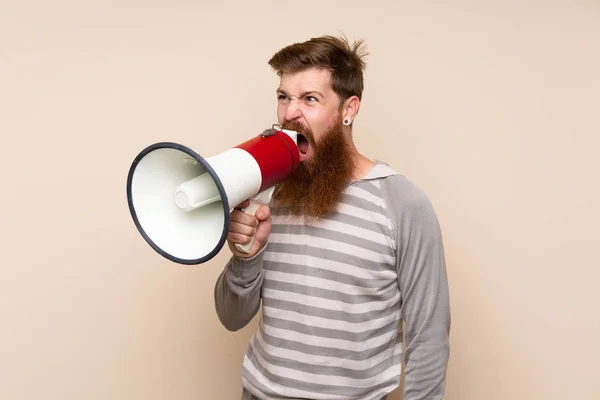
342 95 360 124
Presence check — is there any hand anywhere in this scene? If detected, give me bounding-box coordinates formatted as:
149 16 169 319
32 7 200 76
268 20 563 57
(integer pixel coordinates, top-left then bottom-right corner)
227 199 272 258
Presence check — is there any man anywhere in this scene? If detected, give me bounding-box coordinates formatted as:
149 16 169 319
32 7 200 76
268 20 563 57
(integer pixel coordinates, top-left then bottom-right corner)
214 35 451 400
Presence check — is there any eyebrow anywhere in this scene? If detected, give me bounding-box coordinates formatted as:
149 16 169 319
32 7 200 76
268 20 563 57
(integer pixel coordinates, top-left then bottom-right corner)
277 88 325 99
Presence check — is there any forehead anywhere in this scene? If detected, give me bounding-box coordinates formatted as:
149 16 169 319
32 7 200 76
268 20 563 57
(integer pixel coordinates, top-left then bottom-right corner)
278 68 334 94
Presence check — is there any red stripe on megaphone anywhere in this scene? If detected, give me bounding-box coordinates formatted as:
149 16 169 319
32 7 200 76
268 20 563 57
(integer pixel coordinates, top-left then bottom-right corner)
235 130 300 191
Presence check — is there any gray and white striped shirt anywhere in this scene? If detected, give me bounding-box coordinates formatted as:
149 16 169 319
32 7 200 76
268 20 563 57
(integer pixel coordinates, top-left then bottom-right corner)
215 162 451 400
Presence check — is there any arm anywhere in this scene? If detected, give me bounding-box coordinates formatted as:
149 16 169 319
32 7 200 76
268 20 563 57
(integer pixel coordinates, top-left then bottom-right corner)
384 176 451 399
214 201 272 331
214 248 266 331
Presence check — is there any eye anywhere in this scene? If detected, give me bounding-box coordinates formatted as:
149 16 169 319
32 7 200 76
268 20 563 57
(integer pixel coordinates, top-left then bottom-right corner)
305 96 317 103
277 94 289 102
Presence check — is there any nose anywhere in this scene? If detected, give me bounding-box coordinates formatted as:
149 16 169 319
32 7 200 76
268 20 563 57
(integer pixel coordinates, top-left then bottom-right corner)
284 99 302 121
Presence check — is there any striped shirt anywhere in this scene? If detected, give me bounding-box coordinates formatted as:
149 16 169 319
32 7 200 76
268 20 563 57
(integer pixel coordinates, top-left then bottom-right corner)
215 161 451 400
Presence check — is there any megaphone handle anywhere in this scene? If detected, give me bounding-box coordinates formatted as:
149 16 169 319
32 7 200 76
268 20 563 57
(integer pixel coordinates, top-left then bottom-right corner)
234 186 275 254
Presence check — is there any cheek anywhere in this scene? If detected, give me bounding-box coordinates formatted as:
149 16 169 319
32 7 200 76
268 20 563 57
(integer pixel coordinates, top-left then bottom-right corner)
305 109 334 133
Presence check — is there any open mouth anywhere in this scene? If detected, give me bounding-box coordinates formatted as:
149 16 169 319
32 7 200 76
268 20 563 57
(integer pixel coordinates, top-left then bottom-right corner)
296 133 311 160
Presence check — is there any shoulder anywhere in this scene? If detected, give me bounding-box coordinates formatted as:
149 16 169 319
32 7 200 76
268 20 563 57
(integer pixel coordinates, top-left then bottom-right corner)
366 161 432 212
382 174 430 206
373 164 441 236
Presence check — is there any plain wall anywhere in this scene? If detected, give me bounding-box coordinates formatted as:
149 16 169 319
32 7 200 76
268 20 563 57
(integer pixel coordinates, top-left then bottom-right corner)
1 1 599 399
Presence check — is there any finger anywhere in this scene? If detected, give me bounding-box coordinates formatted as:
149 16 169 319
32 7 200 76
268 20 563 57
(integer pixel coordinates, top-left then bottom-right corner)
229 220 256 236
234 199 250 210
227 232 251 245
230 210 258 227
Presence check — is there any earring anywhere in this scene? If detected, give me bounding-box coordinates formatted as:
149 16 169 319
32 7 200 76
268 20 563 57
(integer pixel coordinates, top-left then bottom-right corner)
343 118 351 126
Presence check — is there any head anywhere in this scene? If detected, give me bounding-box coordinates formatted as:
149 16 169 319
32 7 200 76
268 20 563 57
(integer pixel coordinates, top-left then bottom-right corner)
267 34 368 222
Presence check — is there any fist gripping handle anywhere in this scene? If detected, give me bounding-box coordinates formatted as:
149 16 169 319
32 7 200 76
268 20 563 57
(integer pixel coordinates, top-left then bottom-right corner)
234 186 275 253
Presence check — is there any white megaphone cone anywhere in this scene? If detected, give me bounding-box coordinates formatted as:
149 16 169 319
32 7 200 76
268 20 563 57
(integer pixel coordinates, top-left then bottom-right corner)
126 126 300 265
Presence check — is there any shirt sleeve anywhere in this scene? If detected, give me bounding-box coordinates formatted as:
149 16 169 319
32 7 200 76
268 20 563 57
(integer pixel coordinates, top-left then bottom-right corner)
213 245 267 331
382 174 451 399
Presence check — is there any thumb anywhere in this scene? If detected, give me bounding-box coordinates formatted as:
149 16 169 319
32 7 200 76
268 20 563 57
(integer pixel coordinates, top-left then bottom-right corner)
254 204 271 222
253 205 272 246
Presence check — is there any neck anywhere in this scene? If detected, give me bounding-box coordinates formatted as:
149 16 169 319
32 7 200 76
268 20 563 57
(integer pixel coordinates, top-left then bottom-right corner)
347 141 374 181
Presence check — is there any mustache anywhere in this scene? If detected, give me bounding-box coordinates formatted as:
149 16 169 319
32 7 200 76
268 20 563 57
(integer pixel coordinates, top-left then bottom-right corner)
281 120 314 143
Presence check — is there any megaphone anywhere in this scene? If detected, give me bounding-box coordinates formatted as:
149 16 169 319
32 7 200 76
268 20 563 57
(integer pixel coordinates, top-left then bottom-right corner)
126 126 300 265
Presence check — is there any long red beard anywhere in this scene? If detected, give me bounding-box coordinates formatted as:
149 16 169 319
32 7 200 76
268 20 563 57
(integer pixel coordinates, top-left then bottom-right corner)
273 116 354 224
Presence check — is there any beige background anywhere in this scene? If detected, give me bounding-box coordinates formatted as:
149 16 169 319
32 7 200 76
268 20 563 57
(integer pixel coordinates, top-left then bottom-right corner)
1 1 599 399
